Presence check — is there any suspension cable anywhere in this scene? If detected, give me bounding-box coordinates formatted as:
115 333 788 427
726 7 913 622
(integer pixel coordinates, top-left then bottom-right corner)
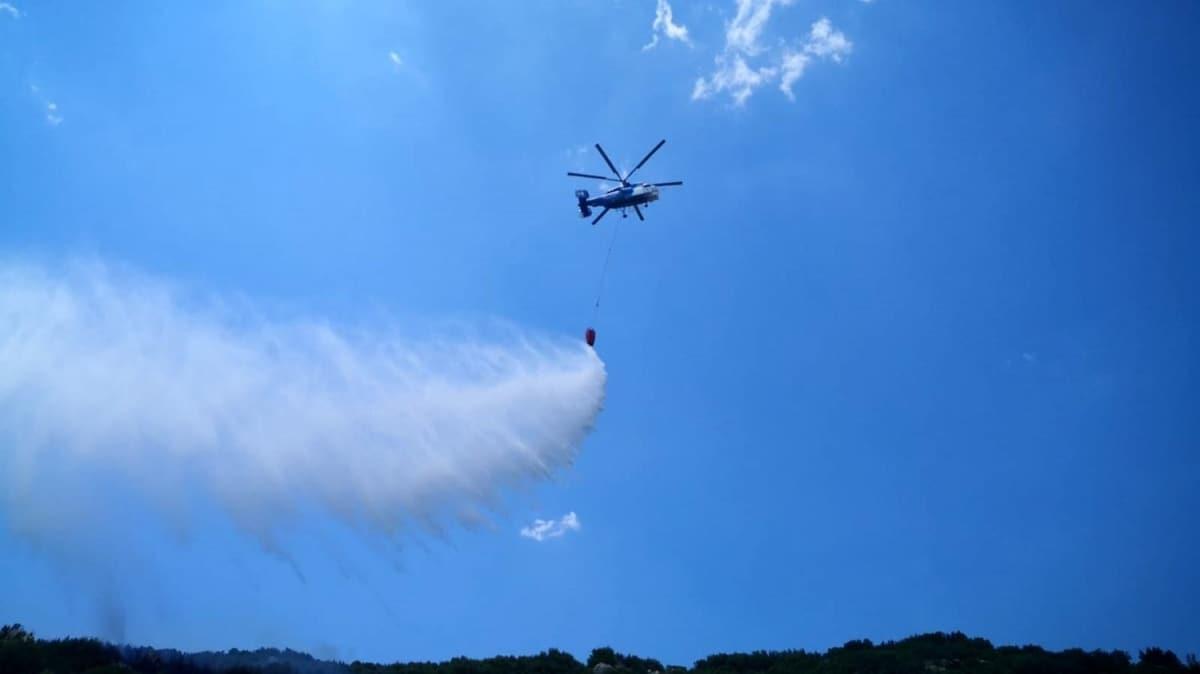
591 219 621 324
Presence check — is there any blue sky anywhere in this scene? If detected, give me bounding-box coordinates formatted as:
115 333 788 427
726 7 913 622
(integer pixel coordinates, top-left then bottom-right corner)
2 0 1199 667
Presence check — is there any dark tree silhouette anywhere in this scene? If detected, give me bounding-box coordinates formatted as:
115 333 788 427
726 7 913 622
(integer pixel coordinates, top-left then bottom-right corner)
2 623 1198 674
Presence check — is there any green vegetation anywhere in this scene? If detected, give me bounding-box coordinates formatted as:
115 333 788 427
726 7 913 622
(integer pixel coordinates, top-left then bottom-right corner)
3 623 1197 674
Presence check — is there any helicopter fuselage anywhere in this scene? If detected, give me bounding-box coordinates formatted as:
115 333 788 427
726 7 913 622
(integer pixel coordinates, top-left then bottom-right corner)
585 184 660 210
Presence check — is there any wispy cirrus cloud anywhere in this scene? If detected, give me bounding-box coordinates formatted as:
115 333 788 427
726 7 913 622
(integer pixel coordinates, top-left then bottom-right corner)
804 17 852 62
520 512 581 542
692 54 776 106
44 101 63 125
777 50 809 101
0 2 20 19
724 0 792 55
29 85 63 126
644 0 691 50
779 18 852 100
692 0 852 106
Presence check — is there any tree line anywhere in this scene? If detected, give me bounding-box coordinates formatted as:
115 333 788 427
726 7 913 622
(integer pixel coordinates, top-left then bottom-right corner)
3 623 1198 674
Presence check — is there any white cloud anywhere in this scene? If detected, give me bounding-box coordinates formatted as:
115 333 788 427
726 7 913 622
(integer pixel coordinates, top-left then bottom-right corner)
778 19 851 99
45 101 63 126
388 51 403 69
725 0 793 55
693 54 776 106
29 84 63 125
644 0 691 50
0 259 607 554
0 2 20 18
777 49 809 100
692 0 794 105
520 512 581 542
693 5 852 106
804 17 852 62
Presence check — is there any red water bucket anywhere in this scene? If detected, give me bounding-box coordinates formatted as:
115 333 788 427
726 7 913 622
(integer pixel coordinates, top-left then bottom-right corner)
585 327 596 347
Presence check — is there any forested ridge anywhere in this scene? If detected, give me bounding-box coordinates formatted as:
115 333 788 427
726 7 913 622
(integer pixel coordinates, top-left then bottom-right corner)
3 624 1197 674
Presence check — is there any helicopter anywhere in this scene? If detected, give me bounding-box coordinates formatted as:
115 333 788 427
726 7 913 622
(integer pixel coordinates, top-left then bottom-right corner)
567 139 683 225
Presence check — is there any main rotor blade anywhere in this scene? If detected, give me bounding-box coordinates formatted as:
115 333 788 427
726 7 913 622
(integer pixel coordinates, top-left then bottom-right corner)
568 171 617 181
623 139 666 183
651 181 683 186
634 204 645 221
591 207 610 226
594 144 624 183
